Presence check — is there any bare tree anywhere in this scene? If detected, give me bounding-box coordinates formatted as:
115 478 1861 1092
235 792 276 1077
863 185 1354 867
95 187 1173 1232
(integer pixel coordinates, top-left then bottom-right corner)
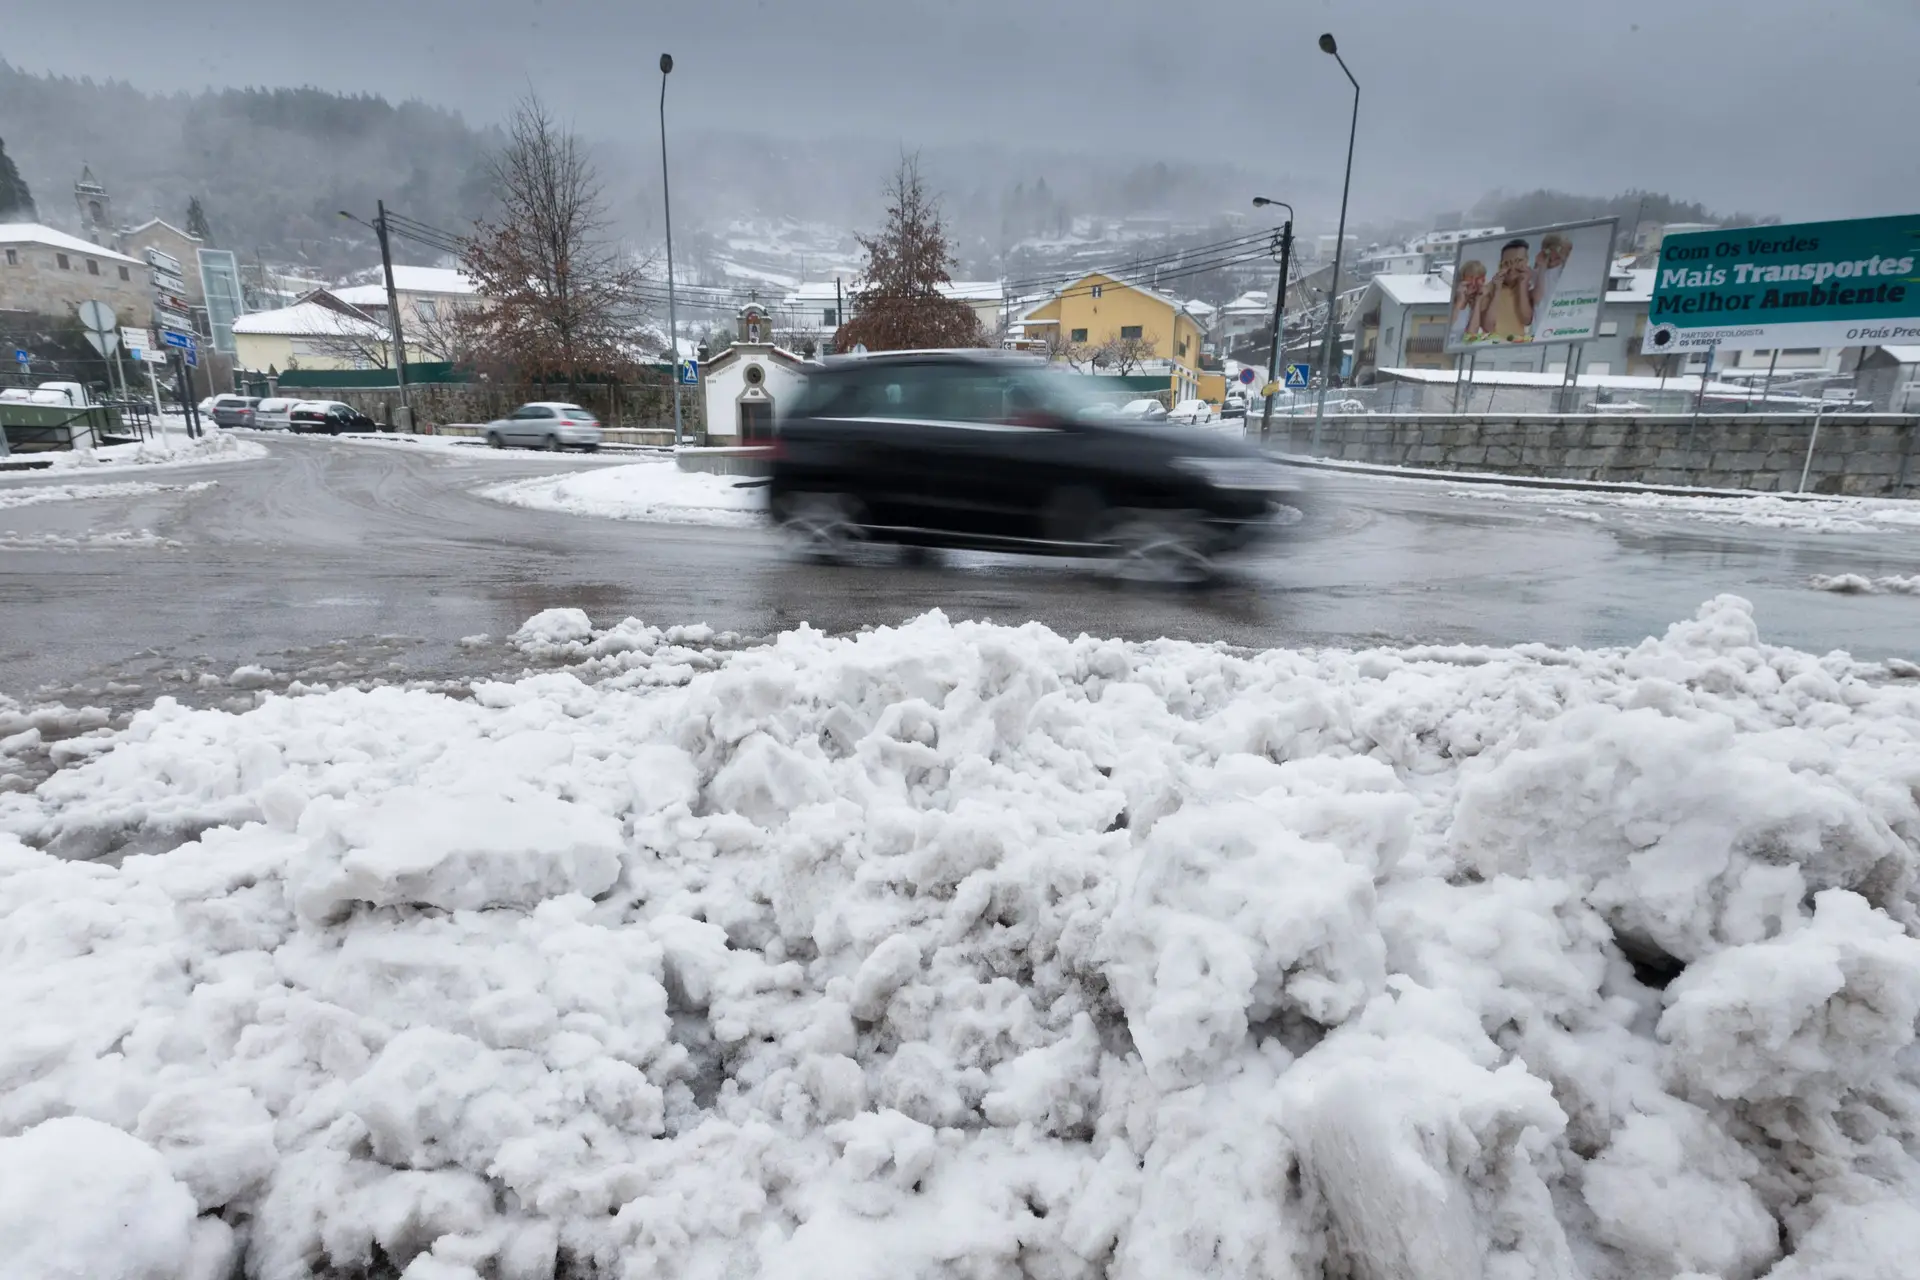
1104 329 1160 375
461 96 648 390
836 154 985 352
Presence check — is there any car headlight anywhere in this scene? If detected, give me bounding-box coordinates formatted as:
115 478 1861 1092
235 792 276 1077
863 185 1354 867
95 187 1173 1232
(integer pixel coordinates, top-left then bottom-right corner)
1170 456 1294 491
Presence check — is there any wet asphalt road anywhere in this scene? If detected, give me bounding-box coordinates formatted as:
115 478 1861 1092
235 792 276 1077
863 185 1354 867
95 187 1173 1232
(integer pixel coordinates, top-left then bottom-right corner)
3 433 1918 705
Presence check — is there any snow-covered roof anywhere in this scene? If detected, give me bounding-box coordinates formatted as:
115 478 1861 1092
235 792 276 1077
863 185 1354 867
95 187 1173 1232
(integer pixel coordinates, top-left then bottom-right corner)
1372 274 1455 306
1220 291 1270 316
1878 345 1920 364
231 300 387 339
0 222 142 265
333 266 477 305
1183 299 1217 318
121 218 199 244
781 279 1004 308
1606 269 1655 302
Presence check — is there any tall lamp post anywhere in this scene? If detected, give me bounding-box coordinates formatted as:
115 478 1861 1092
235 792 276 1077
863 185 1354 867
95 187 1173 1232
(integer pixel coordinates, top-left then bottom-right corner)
1251 197 1294 443
659 53 683 448
338 204 411 431
1313 32 1359 450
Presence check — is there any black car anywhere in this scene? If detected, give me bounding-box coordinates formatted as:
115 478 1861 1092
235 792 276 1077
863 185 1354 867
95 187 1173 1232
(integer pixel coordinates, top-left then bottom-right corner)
768 351 1301 580
289 400 378 434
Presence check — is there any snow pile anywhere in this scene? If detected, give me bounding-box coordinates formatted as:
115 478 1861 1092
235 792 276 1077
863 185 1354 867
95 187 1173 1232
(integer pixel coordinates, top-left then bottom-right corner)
1811 573 1920 595
0 479 215 509
1449 483 1920 534
2 597 1919 1278
21 428 267 474
0 529 182 551
479 460 766 527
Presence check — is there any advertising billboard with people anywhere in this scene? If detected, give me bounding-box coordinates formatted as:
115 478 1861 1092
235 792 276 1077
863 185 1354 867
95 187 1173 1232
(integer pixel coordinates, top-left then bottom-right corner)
1444 218 1617 353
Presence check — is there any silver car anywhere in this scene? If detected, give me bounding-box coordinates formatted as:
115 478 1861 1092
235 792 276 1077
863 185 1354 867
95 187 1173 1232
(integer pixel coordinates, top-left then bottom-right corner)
483 402 603 451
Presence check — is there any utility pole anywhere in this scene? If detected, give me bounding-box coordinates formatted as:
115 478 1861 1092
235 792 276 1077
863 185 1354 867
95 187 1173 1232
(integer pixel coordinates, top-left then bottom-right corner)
375 201 412 431
659 54 683 448
1313 33 1361 451
1251 200 1294 443
835 277 845 355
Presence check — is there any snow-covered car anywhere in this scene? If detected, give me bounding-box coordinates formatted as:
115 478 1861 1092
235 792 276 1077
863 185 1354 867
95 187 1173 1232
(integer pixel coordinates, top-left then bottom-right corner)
1167 399 1218 424
1116 398 1169 421
290 400 379 434
252 398 298 431
484 403 604 452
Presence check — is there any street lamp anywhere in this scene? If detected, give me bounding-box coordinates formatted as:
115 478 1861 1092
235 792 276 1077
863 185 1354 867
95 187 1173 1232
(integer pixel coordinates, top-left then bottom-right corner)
658 53 683 449
1313 32 1359 450
1251 197 1294 443
338 205 411 430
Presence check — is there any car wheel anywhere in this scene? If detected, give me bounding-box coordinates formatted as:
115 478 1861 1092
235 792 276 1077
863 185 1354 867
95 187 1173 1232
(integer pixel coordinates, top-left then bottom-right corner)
1105 510 1214 585
1043 485 1106 546
487 433 504 449
582 444 600 453
778 491 863 560
546 435 562 452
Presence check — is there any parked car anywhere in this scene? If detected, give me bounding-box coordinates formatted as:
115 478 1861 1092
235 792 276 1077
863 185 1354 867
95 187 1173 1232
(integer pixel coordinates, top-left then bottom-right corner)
1116 398 1169 421
482 403 604 451
252 398 298 431
769 351 1302 582
289 400 378 434
209 395 259 429
1167 398 1218 424
1221 392 1248 420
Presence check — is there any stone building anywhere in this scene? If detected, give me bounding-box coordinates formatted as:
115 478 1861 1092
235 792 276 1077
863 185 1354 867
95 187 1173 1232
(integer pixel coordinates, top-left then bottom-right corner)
0 222 149 326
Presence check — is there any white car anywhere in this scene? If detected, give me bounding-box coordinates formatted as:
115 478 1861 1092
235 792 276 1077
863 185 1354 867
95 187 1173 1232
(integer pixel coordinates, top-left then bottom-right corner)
1167 399 1218 424
1116 398 1169 421
252 397 299 431
483 402 604 451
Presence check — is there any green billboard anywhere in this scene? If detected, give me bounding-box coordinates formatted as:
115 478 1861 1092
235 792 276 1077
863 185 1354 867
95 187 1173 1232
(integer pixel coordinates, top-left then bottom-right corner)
1643 213 1920 355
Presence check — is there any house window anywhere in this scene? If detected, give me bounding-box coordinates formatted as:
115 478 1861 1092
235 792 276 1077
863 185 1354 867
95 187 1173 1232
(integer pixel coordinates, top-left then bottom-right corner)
1585 362 1611 375
1177 338 1189 356
823 307 837 326
1070 328 1088 342
57 253 70 270
416 299 438 321
1090 285 1103 298
117 265 130 280
4 248 15 265
1120 325 1142 340
87 259 100 275
1598 320 1619 336
1784 348 1821 356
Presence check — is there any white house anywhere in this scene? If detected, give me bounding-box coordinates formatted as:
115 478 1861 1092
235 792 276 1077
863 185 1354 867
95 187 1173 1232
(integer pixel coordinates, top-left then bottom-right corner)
700 304 811 444
231 291 389 372
778 279 1007 354
333 265 479 337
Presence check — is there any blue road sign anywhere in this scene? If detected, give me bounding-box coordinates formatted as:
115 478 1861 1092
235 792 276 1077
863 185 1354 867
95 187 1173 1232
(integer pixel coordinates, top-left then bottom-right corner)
162 328 195 351
678 359 698 386
185 347 198 368
13 349 27 365
1283 363 1310 389
1238 367 1256 385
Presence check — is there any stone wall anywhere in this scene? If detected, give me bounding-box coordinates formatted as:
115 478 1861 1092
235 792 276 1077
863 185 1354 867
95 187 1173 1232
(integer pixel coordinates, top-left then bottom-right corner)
281 380 706 435
1269 413 1920 497
0 245 152 328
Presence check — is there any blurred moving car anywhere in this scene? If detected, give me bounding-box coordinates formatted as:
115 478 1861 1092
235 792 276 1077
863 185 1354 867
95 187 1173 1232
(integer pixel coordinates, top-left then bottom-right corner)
482 403 604 452
252 397 298 431
289 400 378 434
1116 398 1169 421
209 395 259 429
1167 398 1218 424
769 351 1301 581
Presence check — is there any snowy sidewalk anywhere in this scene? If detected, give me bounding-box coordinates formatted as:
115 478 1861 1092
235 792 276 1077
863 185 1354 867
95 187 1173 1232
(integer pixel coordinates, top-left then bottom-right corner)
478 458 766 527
1 424 266 476
2 599 1919 1278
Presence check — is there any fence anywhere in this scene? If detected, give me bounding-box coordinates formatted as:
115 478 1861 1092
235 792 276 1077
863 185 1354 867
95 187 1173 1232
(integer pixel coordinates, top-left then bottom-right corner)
260 377 704 436
1261 411 1919 497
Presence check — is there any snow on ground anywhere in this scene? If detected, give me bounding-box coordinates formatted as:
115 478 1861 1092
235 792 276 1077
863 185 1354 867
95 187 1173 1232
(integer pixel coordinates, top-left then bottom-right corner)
1810 573 1920 596
479 459 766 527
1442 482 1920 533
0 530 181 551
5 426 267 475
0 479 215 509
3 597 1920 1278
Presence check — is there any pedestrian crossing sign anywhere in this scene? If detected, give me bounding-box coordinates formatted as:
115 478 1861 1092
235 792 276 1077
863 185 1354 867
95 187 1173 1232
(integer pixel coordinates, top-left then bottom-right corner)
1283 363 1310 390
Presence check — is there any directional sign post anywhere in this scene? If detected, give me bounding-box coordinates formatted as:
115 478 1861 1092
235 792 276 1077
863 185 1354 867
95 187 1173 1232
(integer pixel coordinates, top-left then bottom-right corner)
1284 363 1311 390
162 328 195 352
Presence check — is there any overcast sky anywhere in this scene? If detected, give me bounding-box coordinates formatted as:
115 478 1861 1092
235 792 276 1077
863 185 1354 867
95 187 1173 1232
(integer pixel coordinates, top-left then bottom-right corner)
10 0 1919 223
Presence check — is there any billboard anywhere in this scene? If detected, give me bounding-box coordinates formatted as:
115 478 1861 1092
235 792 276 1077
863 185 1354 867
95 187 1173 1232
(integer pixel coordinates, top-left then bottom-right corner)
1643 214 1920 355
1445 218 1616 353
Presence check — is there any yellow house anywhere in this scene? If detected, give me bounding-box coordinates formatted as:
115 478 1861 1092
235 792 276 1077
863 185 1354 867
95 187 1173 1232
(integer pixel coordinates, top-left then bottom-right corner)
1021 273 1208 402
232 291 404 373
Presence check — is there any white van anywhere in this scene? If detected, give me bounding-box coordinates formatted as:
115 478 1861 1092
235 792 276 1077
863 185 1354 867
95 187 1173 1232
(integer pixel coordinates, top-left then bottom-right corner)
252 397 298 431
